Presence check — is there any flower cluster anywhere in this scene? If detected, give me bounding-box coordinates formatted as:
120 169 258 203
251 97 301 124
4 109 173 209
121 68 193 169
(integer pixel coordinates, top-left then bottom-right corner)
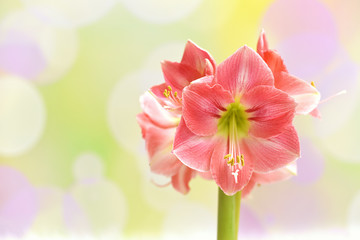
137 31 320 196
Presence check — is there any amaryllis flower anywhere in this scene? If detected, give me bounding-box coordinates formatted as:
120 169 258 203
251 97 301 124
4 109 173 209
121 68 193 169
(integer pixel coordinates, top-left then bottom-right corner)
242 163 297 198
173 46 300 195
137 92 196 194
150 40 216 114
137 40 215 194
257 30 321 116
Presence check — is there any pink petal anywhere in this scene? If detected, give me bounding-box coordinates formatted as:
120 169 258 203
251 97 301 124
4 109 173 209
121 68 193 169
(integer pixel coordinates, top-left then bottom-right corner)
204 58 215 76
309 107 321 118
198 170 213 180
242 126 300 173
182 82 233 136
151 151 183 176
276 72 321 115
216 46 274 98
171 165 194 194
210 141 253 196
190 75 214 85
150 83 168 101
149 83 183 114
173 118 216 171
140 91 178 128
145 124 174 158
136 113 151 138
256 29 269 57
181 40 216 76
161 60 202 93
262 50 288 80
241 178 256 199
254 163 296 184
145 124 183 176
241 85 296 138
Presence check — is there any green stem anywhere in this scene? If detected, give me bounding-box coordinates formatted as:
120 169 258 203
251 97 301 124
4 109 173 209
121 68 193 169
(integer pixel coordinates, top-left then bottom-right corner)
217 188 241 240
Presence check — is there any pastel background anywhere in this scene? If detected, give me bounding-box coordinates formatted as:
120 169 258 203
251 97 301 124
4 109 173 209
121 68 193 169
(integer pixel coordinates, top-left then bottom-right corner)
0 0 359 239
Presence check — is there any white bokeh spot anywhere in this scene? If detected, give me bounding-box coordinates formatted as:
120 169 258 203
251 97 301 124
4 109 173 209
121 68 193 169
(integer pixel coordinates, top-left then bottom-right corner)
73 153 104 183
0 75 46 156
0 10 78 84
348 190 360 237
21 0 118 28
121 0 203 24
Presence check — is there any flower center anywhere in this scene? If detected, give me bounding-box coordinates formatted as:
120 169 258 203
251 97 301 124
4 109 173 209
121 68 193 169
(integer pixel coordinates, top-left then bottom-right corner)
217 102 249 183
163 85 181 104
162 85 182 115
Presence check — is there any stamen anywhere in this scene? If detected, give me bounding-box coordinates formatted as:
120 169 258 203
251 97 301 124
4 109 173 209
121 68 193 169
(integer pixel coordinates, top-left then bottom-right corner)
163 89 169 98
311 81 316 87
219 102 250 183
223 111 246 183
163 86 182 104
227 158 234 166
319 90 346 104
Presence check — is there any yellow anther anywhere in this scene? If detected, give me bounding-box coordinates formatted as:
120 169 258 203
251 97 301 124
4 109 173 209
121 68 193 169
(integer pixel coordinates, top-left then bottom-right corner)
224 154 232 159
174 91 178 98
227 158 234 166
236 155 241 164
163 89 169 98
240 154 245 166
311 81 316 88
167 86 172 91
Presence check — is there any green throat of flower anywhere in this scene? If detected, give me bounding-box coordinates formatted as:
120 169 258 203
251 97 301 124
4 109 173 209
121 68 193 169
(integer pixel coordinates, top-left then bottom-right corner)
217 101 250 184
217 102 249 137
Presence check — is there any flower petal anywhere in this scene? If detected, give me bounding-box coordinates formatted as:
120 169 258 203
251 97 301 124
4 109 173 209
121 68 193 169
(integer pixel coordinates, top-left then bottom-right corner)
171 165 194 194
173 118 216 171
151 150 183 176
262 50 288 80
140 91 178 128
241 85 296 138
182 82 233 136
161 60 203 93
150 82 168 101
198 170 213 180
254 163 297 184
216 46 274 97
210 140 253 196
276 72 321 115
241 178 256 198
145 124 183 176
136 112 151 138
181 40 216 76
309 107 321 118
256 29 269 57
242 126 300 173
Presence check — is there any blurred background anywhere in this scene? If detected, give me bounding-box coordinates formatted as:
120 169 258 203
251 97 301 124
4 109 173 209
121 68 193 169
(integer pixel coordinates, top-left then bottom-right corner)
0 0 359 239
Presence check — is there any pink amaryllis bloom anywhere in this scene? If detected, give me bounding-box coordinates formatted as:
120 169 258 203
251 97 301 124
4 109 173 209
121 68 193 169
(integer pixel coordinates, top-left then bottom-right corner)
150 40 216 115
242 163 297 198
137 40 215 194
257 30 321 116
137 92 197 194
173 46 300 195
